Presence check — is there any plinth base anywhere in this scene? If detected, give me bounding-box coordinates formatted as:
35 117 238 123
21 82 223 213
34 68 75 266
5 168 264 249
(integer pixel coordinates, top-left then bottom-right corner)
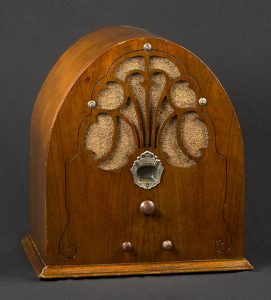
22 234 253 279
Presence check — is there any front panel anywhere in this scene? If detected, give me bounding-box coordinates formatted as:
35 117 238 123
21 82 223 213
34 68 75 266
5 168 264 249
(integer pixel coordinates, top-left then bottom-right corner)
57 48 234 265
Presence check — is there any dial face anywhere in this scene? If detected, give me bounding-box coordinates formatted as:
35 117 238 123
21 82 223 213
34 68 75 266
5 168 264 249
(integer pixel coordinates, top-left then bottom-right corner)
131 151 164 190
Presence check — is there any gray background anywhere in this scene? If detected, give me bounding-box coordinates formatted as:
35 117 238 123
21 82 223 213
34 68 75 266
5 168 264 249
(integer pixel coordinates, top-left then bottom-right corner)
0 0 270 299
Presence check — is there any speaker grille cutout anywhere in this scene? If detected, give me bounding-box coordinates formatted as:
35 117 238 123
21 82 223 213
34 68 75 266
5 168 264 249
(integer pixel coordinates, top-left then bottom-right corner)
98 118 135 170
149 73 167 139
85 114 114 159
86 52 209 170
150 57 180 79
96 82 124 110
181 112 208 158
161 117 196 168
170 82 197 108
114 57 145 81
128 74 146 142
120 98 140 145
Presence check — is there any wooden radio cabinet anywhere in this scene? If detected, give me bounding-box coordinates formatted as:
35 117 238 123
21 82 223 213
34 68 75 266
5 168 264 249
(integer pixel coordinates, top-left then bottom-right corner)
22 26 253 278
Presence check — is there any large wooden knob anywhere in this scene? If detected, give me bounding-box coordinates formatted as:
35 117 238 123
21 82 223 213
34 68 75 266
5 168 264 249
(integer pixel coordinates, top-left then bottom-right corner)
140 200 155 215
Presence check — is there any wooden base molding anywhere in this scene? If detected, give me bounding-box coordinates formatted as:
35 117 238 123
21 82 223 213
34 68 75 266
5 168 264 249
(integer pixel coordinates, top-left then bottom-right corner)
22 234 253 279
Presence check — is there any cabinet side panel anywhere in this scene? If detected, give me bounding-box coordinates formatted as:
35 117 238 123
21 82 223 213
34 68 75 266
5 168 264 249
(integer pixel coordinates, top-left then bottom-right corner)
29 119 46 258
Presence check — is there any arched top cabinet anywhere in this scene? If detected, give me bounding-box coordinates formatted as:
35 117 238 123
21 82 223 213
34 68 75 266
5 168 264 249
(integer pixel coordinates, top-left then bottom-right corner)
22 26 253 278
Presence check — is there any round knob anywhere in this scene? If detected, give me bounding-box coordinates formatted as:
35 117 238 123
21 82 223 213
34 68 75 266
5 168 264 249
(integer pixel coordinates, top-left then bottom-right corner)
87 100 96 109
198 97 207 106
162 240 173 250
122 242 132 251
140 200 155 215
143 43 152 52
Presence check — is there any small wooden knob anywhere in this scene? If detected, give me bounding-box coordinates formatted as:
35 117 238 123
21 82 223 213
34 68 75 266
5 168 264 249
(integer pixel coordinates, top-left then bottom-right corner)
162 240 173 250
140 200 155 215
122 242 132 251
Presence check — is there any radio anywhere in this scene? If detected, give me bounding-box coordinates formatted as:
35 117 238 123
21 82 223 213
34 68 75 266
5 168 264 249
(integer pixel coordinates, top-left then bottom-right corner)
22 26 253 278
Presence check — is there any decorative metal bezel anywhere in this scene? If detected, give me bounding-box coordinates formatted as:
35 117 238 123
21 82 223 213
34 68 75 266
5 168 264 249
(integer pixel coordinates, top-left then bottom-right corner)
131 151 164 190
87 100 96 109
198 97 207 106
143 42 152 52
